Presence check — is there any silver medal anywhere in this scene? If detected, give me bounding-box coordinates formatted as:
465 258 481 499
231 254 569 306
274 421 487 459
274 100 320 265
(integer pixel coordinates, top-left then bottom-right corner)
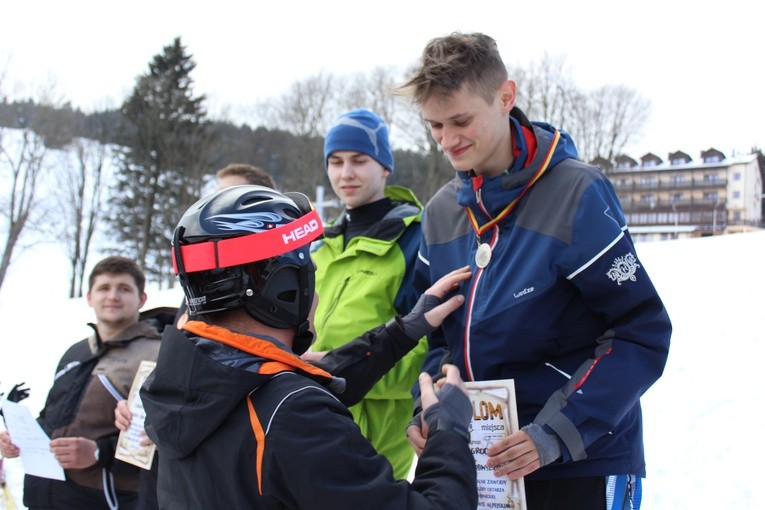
475 243 492 268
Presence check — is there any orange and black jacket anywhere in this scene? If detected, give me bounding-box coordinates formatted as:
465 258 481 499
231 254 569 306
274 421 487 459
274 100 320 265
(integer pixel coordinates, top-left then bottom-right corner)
142 320 477 510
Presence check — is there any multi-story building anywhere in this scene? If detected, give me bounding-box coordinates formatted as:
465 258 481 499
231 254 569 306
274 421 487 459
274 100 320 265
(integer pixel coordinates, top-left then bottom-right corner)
596 148 762 242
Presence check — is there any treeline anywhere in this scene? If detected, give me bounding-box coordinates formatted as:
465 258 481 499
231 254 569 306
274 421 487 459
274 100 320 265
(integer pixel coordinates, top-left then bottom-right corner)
0 98 432 196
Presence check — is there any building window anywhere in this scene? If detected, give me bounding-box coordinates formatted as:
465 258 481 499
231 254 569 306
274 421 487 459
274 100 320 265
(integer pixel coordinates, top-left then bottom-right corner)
670 175 686 185
733 191 741 199
733 172 741 181
703 192 719 202
703 173 719 183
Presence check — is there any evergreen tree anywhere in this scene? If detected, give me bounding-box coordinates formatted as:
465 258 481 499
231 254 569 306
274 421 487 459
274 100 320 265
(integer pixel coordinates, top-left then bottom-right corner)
110 37 213 283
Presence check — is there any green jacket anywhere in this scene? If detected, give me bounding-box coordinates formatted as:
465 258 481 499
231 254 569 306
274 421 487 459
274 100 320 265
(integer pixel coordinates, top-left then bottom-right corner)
310 186 425 478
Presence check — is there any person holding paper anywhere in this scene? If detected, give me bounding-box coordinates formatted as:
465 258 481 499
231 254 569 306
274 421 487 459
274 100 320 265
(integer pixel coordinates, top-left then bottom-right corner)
0 256 161 510
395 32 672 510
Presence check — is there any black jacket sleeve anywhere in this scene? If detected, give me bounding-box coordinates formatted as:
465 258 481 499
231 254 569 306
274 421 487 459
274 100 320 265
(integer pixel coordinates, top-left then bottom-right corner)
313 319 419 406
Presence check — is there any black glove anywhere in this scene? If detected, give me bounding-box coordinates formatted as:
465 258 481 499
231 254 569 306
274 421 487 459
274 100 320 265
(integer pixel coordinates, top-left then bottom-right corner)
422 383 472 442
400 294 443 340
7 382 30 403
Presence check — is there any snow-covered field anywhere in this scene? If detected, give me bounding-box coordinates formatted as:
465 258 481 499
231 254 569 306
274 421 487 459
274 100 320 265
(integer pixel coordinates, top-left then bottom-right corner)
2 231 764 508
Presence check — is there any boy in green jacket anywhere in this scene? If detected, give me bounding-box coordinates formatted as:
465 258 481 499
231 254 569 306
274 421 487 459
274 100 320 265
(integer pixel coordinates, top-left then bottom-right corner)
308 109 425 479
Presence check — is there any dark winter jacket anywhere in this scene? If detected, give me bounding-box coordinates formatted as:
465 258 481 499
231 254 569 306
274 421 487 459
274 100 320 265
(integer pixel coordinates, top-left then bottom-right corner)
23 320 161 507
415 108 671 480
142 320 477 510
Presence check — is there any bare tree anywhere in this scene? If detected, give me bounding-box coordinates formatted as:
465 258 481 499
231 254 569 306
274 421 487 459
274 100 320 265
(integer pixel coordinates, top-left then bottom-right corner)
54 137 108 297
256 71 341 195
259 70 340 138
0 120 49 291
511 53 583 131
510 54 649 163
340 67 400 124
579 85 651 162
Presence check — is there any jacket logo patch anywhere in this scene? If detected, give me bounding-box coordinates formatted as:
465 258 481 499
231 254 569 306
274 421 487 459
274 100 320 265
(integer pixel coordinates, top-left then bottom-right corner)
513 287 534 298
606 253 640 285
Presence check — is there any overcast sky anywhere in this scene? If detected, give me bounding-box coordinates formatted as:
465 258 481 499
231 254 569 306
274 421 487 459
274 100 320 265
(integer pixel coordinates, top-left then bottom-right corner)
1 0 761 160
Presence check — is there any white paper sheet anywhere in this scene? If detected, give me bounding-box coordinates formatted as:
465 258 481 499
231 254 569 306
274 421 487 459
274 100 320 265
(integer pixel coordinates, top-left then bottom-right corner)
1 400 65 481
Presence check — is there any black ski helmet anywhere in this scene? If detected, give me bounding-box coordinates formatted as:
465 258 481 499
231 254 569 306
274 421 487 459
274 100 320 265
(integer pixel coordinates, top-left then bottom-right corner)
172 185 323 352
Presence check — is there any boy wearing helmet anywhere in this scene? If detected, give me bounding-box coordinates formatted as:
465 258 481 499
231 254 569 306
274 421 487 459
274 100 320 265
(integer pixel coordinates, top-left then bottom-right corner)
141 185 478 509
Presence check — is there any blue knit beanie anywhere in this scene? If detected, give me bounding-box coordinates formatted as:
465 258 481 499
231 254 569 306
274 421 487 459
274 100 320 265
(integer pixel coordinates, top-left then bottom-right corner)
324 109 394 173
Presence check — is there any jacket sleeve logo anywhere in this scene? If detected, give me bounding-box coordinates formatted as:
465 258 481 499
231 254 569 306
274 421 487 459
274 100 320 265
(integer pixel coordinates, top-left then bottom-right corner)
606 253 640 285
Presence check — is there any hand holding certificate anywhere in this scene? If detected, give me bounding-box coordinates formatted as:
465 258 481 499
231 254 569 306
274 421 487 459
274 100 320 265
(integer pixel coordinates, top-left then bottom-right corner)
465 379 527 510
115 360 157 470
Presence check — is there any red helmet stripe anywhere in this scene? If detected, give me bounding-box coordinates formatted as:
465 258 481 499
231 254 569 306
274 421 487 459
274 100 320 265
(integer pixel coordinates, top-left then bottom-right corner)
173 209 324 274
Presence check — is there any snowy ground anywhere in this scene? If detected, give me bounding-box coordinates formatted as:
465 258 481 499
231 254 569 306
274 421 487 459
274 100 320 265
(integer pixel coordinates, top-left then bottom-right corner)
1 231 764 508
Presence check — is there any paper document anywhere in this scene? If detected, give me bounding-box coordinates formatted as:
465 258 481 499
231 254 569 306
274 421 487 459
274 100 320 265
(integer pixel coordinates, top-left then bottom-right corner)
115 360 157 470
1 400 65 481
465 379 527 510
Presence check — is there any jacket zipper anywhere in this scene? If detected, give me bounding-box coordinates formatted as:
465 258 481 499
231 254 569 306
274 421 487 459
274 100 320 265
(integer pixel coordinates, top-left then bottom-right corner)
317 276 350 335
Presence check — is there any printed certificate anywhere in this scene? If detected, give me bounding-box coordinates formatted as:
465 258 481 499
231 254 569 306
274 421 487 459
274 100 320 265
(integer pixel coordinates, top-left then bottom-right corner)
115 360 157 470
465 379 526 510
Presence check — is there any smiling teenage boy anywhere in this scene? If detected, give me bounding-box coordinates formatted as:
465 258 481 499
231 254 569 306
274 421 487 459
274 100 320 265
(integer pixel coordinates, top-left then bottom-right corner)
307 109 426 479
396 32 671 509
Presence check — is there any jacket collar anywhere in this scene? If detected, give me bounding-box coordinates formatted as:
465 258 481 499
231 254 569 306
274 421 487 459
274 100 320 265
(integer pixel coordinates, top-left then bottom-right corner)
183 320 335 384
87 321 160 355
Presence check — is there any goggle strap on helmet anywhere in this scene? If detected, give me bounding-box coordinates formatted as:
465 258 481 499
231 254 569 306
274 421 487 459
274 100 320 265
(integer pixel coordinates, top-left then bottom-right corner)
172 226 188 276
172 209 324 274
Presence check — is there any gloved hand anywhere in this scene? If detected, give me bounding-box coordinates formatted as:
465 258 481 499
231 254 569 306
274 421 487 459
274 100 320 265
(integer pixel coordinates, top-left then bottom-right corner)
418 364 472 443
7 382 30 403
400 294 443 340
397 266 472 341
422 383 472 441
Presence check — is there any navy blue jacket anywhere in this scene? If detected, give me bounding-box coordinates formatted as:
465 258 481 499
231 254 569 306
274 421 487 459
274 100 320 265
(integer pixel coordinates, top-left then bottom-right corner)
415 108 671 480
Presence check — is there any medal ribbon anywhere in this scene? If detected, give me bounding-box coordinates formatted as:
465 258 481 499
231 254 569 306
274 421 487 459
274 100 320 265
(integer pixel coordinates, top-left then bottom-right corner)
465 130 561 236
